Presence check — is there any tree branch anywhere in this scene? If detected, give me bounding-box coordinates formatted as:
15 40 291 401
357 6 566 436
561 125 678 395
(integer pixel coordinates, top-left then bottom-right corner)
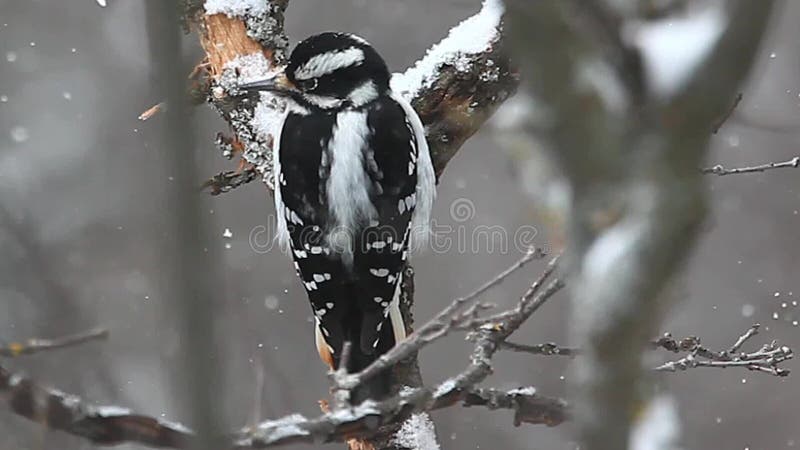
190 0 517 193
0 328 108 358
653 324 793 376
391 0 518 177
0 282 570 449
0 248 565 448
337 247 545 393
3 267 792 448
499 323 794 377
701 156 800 176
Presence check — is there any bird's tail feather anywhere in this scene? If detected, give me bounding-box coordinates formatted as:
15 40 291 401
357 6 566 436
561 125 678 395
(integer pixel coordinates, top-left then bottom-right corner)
348 300 405 404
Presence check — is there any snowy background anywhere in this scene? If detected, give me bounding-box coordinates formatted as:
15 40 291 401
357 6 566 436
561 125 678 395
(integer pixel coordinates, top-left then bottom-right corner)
1 1 799 449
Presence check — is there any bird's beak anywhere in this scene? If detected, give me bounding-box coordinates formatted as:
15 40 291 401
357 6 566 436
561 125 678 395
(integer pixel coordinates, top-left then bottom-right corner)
238 71 296 96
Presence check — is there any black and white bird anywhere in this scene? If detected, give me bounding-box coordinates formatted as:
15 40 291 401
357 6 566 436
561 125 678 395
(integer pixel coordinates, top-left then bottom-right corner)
242 32 435 401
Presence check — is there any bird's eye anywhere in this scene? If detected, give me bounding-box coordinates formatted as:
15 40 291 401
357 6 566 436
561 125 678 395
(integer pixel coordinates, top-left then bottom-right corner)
297 78 318 91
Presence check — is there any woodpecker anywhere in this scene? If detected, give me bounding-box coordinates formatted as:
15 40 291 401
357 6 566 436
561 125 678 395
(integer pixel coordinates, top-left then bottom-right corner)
242 32 435 401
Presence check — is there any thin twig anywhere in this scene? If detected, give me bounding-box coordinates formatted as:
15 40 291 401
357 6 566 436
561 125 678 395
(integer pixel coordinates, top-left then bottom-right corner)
455 248 547 309
728 323 760 354
201 169 259 195
0 328 109 357
138 102 166 121
341 248 546 389
701 156 800 176
463 253 561 328
654 324 793 376
499 341 579 357
502 324 793 377
439 277 566 399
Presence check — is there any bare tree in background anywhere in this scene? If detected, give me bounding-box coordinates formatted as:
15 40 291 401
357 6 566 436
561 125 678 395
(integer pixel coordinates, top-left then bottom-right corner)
1 1 796 450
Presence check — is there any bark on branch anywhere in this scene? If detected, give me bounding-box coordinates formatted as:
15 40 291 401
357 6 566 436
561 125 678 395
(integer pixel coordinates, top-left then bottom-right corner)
189 0 517 193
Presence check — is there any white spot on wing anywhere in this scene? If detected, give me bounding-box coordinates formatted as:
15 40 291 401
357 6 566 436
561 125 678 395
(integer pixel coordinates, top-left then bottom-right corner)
289 210 304 225
405 193 416 209
370 268 390 277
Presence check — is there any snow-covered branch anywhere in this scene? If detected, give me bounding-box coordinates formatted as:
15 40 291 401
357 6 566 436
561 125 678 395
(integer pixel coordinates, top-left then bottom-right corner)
0 261 569 449
4 316 793 448
1 348 190 448
391 0 517 177
189 0 516 193
1 253 569 449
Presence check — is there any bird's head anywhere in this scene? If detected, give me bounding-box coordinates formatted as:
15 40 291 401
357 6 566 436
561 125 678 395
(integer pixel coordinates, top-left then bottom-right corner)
241 32 390 110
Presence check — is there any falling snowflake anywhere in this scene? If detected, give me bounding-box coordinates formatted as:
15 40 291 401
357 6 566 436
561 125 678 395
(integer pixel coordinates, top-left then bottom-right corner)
10 126 29 143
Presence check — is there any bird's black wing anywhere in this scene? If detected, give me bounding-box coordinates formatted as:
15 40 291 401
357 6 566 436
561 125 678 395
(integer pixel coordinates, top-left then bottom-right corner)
353 96 420 355
277 110 353 364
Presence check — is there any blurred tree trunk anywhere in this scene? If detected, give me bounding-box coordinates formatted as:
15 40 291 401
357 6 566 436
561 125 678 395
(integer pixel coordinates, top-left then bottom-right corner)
145 2 225 449
504 1 775 448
